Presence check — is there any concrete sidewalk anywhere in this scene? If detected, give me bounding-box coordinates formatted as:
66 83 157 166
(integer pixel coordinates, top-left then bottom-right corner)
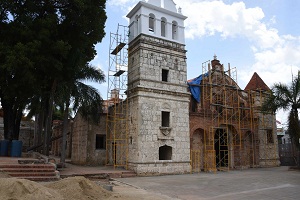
0 156 136 179
58 162 134 178
116 167 300 200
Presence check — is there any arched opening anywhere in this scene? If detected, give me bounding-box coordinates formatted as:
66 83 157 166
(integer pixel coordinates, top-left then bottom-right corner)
135 15 139 36
214 128 228 168
161 17 167 37
149 13 155 33
159 145 172 160
191 129 204 171
172 21 178 40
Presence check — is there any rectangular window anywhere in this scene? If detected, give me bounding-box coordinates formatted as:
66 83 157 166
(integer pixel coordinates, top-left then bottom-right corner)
191 96 197 112
161 111 170 127
266 130 274 143
240 103 245 118
96 135 106 150
162 69 169 82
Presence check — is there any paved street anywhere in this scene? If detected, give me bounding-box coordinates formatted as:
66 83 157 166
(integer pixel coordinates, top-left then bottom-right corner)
117 167 300 200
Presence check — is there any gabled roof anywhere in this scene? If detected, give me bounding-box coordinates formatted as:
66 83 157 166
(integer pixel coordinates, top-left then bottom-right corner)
244 72 270 91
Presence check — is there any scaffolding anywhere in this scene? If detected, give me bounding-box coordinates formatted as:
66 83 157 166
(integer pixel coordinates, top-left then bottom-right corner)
106 24 129 169
190 57 278 172
200 59 244 171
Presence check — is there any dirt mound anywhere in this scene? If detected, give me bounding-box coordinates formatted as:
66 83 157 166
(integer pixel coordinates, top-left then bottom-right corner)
0 178 63 200
0 176 124 200
46 176 119 200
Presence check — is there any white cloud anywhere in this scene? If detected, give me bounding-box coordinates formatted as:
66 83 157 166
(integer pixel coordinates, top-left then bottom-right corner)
251 36 300 85
176 0 283 49
107 0 290 50
107 0 300 86
269 15 276 25
105 0 300 122
239 35 300 93
107 0 136 7
173 0 300 88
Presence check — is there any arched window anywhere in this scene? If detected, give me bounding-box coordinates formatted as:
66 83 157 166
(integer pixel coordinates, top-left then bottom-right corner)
172 21 178 40
161 17 167 37
135 15 139 36
149 13 155 33
159 145 172 160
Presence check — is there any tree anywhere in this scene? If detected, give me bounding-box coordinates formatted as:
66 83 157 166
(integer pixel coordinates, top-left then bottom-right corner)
0 0 107 155
43 0 107 156
262 74 300 152
56 64 105 165
0 11 42 140
0 0 71 141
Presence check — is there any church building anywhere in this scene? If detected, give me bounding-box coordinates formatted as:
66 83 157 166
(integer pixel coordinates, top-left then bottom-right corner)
56 0 280 175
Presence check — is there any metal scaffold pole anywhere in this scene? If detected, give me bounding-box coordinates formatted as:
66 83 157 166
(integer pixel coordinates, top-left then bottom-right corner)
106 24 129 169
194 58 251 172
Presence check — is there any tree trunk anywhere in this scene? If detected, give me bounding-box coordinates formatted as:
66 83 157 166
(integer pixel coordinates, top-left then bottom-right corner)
12 105 23 140
43 80 57 156
43 99 50 155
34 114 39 146
34 111 44 152
2 101 13 140
60 101 70 166
68 121 73 159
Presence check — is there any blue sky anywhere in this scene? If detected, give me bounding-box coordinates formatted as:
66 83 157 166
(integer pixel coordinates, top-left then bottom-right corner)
90 0 300 125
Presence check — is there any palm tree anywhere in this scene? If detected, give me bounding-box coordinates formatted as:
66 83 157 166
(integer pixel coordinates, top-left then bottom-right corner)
261 74 300 156
56 64 105 166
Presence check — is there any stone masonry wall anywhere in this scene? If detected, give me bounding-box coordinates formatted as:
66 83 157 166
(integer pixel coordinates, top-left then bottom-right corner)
128 34 191 174
128 95 191 175
71 114 88 164
71 114 106 166
189 83 280 169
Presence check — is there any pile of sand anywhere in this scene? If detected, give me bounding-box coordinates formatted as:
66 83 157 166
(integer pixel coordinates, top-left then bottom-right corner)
46 176 120 200
0 177 63 200
0 176 122 200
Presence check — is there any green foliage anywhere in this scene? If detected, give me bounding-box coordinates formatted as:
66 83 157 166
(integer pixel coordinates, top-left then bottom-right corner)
55 64 105 124
261 75 300 148
287 109 300 148
52 106 64 121
0 0 107 141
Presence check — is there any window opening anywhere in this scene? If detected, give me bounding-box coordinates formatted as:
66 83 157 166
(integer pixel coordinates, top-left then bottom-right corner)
162 69 168 82
135 15 139 36
240 102 245 118
149 13 155 33
172 21 178 40
161 111 170 127
159 145 172 160
161 17 167 37
215 93 223 115
266 130 274 143
191 96 197 112
96 135 106 149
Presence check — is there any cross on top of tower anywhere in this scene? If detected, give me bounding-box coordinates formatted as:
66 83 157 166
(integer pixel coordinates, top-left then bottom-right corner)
213 54 217 60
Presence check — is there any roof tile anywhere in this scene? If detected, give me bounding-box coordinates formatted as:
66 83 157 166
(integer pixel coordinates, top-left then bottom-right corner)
244 72 270 91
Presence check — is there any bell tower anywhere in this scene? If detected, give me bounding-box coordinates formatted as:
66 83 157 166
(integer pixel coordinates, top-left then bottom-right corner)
127 0 190 175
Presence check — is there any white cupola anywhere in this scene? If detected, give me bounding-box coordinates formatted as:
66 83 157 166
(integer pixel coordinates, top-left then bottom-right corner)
127 0 187 44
